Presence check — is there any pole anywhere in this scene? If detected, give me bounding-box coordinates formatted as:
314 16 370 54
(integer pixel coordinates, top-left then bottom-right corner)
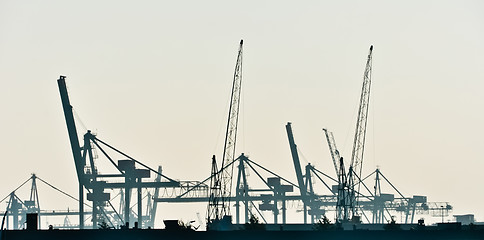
138 178 142 228
441 206 444 223
79 184 84 229
125 185 130 227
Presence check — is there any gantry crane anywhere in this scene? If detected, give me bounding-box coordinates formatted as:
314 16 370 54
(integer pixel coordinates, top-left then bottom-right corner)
207 40 244 230
1 174 40 230
58 76 180 229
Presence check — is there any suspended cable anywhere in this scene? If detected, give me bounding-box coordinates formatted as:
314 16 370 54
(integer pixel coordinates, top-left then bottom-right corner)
0 176 32 204
212 75 233 154
371 62 378 168
94 137 177 182
72 108 88 133
36 176 91 208
297 147 310 165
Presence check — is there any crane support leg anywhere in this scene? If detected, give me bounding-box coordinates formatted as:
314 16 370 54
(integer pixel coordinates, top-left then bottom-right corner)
125 186 130 226
138 179 142 228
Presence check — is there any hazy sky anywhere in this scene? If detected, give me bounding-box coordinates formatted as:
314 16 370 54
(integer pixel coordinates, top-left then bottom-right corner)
0 0 483 226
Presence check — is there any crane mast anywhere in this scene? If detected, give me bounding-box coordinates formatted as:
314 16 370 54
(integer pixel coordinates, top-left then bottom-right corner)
349 45 373 220
207 40 244 226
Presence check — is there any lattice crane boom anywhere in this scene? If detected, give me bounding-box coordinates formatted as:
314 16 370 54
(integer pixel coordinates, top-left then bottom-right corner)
323 128 341 177
349 45 373 218
208 40 244 223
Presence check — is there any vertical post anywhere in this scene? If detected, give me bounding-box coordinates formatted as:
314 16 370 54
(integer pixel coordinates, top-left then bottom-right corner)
303 164 311 225
241 157 249 223
235 160 242 225
235 201 240 224
373 169 380 224
303 204 307 224
273 199 278 224
12 195 18 230
282 193 286 224
79 184 84 229
244 199 249 224
235 202 240 224
410 204 416 224
441 206 444 223
92 198 97 229
125 186 130 227
138 178 142 228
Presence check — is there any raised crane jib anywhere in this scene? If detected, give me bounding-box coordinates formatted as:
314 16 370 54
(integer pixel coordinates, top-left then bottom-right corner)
350 45 373 175
217 39 244 220
286 122 307 199
323 128 341 177
58 76 85 185
349 45 373 217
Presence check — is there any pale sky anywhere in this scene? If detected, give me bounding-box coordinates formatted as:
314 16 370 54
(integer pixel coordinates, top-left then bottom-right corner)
0 0 483 227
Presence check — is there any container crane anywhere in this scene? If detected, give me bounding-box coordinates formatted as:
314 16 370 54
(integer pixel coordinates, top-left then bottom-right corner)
207 40 244 230
58 76 180 229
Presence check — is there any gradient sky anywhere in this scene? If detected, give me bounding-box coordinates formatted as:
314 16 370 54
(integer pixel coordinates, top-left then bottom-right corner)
0 0 483 227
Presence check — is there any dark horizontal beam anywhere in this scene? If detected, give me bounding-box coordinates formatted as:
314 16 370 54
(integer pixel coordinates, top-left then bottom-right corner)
95 174 125 178
154 195 337 203
85 181 180 189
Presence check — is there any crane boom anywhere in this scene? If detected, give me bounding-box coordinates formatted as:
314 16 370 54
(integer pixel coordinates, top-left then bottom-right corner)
58 76 85 184
349 45 373 218
220 39 244 217
208 40 244 225
286 123 307 198
323 128 341 177
58 76 86 229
